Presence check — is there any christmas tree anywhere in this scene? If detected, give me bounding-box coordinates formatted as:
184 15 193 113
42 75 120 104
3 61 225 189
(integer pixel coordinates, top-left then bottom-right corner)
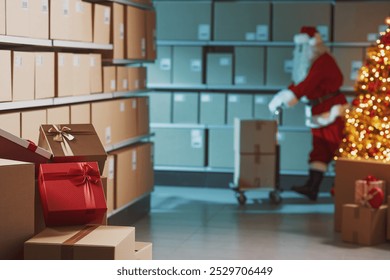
337 18 390 161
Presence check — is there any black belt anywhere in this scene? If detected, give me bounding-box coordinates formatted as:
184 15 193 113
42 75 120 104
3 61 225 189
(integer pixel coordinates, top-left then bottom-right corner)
306 90 341 107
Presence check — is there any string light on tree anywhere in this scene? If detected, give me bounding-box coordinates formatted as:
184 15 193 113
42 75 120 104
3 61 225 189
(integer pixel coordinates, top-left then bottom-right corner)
336 17 390 161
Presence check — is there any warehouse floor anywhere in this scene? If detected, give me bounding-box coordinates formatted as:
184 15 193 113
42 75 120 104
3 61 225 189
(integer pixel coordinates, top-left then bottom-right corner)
132 186 390 260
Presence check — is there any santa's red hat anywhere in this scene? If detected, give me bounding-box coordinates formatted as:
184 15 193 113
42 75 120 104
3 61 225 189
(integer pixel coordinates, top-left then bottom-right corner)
294 26 323 46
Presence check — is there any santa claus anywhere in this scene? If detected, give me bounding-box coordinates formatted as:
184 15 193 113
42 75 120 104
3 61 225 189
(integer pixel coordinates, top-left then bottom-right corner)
268 26 349 201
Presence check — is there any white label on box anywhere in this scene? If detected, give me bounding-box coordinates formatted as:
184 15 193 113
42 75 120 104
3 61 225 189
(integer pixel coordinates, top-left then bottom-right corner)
191 129 203 149
201 94 211 103
120 101 125 112
110 80 116 90
228 95 238 103
132 151 137 170
21 0 28 9
63 0 70 16
255 96 267 104
120 23 124 40
367 33 378 42
90 57 96 67
198 24 210 40
284 60 293 73
316 25 329 41
132 99 137 109
108 157 114 180
256 25 269 41
141 38 146 57
350 60 363 81
75 1 83 13
235 75 246 85
41 0 48 13
36 55 43 67
104 8 111 25
73 55 80 67
219 57 231 66
59 55 65 66
123 79 128 89
174 94 185 102
160 58 171 71
190 59 202 72
134 79 139 89
15 55 23 67
379 25 387 34
245 32 256 41
105 126 111 144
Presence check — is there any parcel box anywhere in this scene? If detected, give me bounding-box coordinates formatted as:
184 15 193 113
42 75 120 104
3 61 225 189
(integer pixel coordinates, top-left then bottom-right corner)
146 46 172 85
234 47 265 86
136 96 150 136
126 5 146 60
21 109 47 144
0 159 35 259
13 51 35 101
111 98 138 142
172 46 203 85
35 52 55 99
173 92 199 124
206 53 233 85
102 154 115 214
0 50 12 102
332 47 365 88
117 66 129 92
227 94 253 124
70 103 91 124
103 66 117 92
199 92 226 125
57 52 74 97
0 0 4 34
253 94 274 121
24 225 135 260
148 91 172 123
208 127 234 169
93 3 111 44
72 54 91 96
47 106 70 124
265 47 294 87
90 54 103 93
0 112 20 137
103 3 125 59
38 124 107 174
145 9 156 61
91 100 115 146
73 0 92 42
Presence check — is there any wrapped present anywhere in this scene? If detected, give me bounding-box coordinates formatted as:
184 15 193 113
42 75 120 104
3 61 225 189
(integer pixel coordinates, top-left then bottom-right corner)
38 162 107 226
0 128 52 174
341 204 387 246
24 225 135 260
38 124 107 174
355 175 386 208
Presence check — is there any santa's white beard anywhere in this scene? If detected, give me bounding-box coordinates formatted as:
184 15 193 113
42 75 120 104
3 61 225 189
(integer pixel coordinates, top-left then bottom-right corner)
292 43 312 85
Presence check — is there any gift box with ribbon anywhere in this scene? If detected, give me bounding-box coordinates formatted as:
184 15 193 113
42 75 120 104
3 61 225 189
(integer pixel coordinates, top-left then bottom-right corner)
0 128 52 173
354 175 386 208
38 124 107 174
38 162 107 226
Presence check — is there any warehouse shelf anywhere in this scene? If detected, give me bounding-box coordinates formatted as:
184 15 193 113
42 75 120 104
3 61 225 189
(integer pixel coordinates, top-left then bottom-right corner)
53 93 114 105
0 35 52 47
52 40 113 50
107 190 153 218
87 0 154 10
103 58 155 65
113 89 150 98
0 98 53 111
105 133 154 153
151 123 207 129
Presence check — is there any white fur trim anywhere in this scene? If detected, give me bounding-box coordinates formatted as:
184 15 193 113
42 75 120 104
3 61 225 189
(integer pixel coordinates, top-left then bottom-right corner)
294 33 310 44
306 103 350 128
310 161 327 172
309 33 323 46
268 89 298 112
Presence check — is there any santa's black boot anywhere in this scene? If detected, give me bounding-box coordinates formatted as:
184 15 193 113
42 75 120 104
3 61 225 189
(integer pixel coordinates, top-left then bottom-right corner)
291 170 323 201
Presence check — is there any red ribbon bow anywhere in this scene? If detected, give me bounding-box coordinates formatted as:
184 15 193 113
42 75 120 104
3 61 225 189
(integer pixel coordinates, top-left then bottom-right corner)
27 140 38 152
365 175 377 183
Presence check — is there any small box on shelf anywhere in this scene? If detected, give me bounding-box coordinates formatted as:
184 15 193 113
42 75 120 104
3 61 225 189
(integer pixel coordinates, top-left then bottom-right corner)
72 54 91 96
0 0 5 35
126 5 146 60
0 112 20 137
35 52 55 100
116 66 129 92
47 106 70 125
0 50 12 102
21 109 47 145
103 66 117 93
70 103 91 124
89 54 103 94
93 4 111 45
56 53 74 97
145 9 156 61
12 51 35 101
103 2 125 60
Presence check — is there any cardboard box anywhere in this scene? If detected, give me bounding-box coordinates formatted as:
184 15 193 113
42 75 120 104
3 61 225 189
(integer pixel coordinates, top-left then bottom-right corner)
6 0 49 39
272 2 331 41
24 225 135 260
72 54 90 96
35 52 55 99
341 204 387 246
116 66 129 92
38 124 107 174
234 119 277 154
226 94 253 124
57 53 74 97
278 131 311 172
102 154 116 214
50 0 72 40
70 103 91 124
206 53 233 85
103 3 125 59
148 91 172 123
253 94 274 121
0 0 5 34
214 2 270 41
136 142 154 198
126 6 146 59
234 47 265 86
146 46 172 85
103 66 117 92
200 92 226 125
137 97 150 136
0 50 12 102
13 51 35 101
112 98 137 142
138 66 147 89
355 179 386 207
21 109 47 144
282 101 306 127
208 127 234 168
38 162 107 226
334 158 390 232
90 54 103 93
47 106 70 124
332 47 365 88
334 2 390 42
265 47 294 87
93 4 111 44
73 0 92 42
0 112 20 137
91 100 114 146
172 46 203 85
134 241 152 260
112 146 138 209
128 66 146 91
155 1 211 41
0 159 35 259
145 9 156 61
173 92 199 124
234 154 276 189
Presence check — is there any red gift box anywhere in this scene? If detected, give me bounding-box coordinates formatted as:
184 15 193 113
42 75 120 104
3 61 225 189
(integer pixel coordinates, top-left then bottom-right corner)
355 176 386 208
38 162 107 226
